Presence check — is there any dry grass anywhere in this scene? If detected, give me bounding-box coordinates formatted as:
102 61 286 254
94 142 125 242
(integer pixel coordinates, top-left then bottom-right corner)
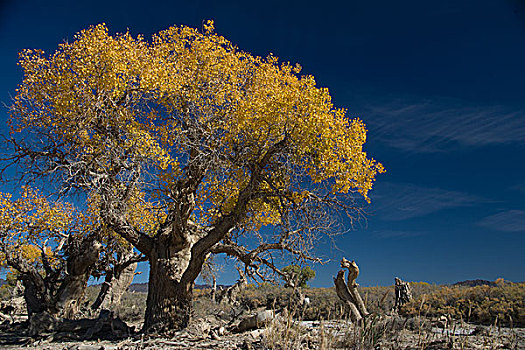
0 281 523 349
400 282 525 327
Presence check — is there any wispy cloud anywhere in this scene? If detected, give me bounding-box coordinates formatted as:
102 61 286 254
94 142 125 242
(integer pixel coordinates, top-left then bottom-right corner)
362 98 525 152
370 182 486 221
511 183 525 194
373 230 422 239
478 210 525 232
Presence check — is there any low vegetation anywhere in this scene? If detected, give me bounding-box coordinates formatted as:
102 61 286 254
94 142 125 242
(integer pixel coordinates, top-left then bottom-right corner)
1 279 523 348
400 281 525 327
77 279 525 329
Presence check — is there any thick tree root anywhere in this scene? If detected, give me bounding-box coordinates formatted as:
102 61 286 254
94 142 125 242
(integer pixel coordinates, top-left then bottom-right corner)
28 310 134 340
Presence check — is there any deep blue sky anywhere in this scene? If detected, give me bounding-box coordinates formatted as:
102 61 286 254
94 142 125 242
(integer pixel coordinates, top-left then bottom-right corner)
1 0 524 287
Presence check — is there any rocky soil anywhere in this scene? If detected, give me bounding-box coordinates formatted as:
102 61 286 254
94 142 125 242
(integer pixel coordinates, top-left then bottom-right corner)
0 312 523 349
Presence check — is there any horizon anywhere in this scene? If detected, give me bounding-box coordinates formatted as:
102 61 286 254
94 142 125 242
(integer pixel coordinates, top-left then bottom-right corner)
1 0 524 288
0 276 513 289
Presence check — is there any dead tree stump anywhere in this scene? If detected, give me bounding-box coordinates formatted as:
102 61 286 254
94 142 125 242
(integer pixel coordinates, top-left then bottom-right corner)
394 277 412 311
210 275 217 302
333 258 368 323
217 271 247 306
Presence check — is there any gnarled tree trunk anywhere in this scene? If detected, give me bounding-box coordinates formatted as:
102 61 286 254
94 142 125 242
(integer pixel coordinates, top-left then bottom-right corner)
142 241 196 333
91 248 140 313
54 238 102 318
21 277 48 317
91 262 137 312
394 277 412 311
211 275 217 302
334 270 362 322
21 238 103 335
18 237 102 322
334 258 368 323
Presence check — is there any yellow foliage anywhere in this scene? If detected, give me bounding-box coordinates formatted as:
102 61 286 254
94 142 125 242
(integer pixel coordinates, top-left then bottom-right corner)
12 22 384 231
0 187 83 279
0 187 75 243
86 188 163 242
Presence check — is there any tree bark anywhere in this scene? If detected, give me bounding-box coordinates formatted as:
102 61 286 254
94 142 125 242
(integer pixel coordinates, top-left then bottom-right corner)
211 275 217 302
91 248 139 312
394 277 412 311
347 280 368 318
13 237 102 328
20 277 47 316
54 239 102 318
91 262 137 311
142 245 195 333
333 258 368 323
334 270 362 323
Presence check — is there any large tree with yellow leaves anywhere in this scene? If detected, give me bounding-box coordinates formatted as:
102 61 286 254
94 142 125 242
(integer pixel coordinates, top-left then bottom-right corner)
0 187 100 321
8 21 384 332
0 187 149 333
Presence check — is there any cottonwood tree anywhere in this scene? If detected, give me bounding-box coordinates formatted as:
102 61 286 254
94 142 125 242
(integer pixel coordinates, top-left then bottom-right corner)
0 187 101 321
7 21 384 332
0 187 149 331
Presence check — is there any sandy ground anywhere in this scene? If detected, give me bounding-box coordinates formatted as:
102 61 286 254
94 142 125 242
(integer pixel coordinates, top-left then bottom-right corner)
1 316 524 349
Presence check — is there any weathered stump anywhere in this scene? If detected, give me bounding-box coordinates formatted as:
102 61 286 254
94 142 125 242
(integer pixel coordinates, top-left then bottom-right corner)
394 277 412 311
333 258 368 323
210 275 217 302
217 274 246 306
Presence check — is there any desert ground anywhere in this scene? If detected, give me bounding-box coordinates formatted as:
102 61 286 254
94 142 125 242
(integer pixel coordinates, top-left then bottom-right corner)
0 281 523 349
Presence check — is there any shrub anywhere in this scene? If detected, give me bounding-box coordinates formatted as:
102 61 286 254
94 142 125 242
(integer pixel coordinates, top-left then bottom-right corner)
400 283 525 326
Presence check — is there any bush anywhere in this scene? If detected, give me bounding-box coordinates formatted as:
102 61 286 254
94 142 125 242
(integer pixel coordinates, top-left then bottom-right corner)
400 282 525 326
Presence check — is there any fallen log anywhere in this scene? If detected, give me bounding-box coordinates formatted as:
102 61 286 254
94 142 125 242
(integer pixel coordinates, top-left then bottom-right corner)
232 310 275 333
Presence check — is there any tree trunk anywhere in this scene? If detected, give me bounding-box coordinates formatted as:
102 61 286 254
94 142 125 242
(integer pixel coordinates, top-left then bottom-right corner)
21 277 47 316
142 246 195 333
211 275 216 302
17 237 102 329
347 281 368 318
91 258 137 312
55 272 94 318
54 239 102 318
334 270 362 323
394 277 412 311
334 258 368 323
